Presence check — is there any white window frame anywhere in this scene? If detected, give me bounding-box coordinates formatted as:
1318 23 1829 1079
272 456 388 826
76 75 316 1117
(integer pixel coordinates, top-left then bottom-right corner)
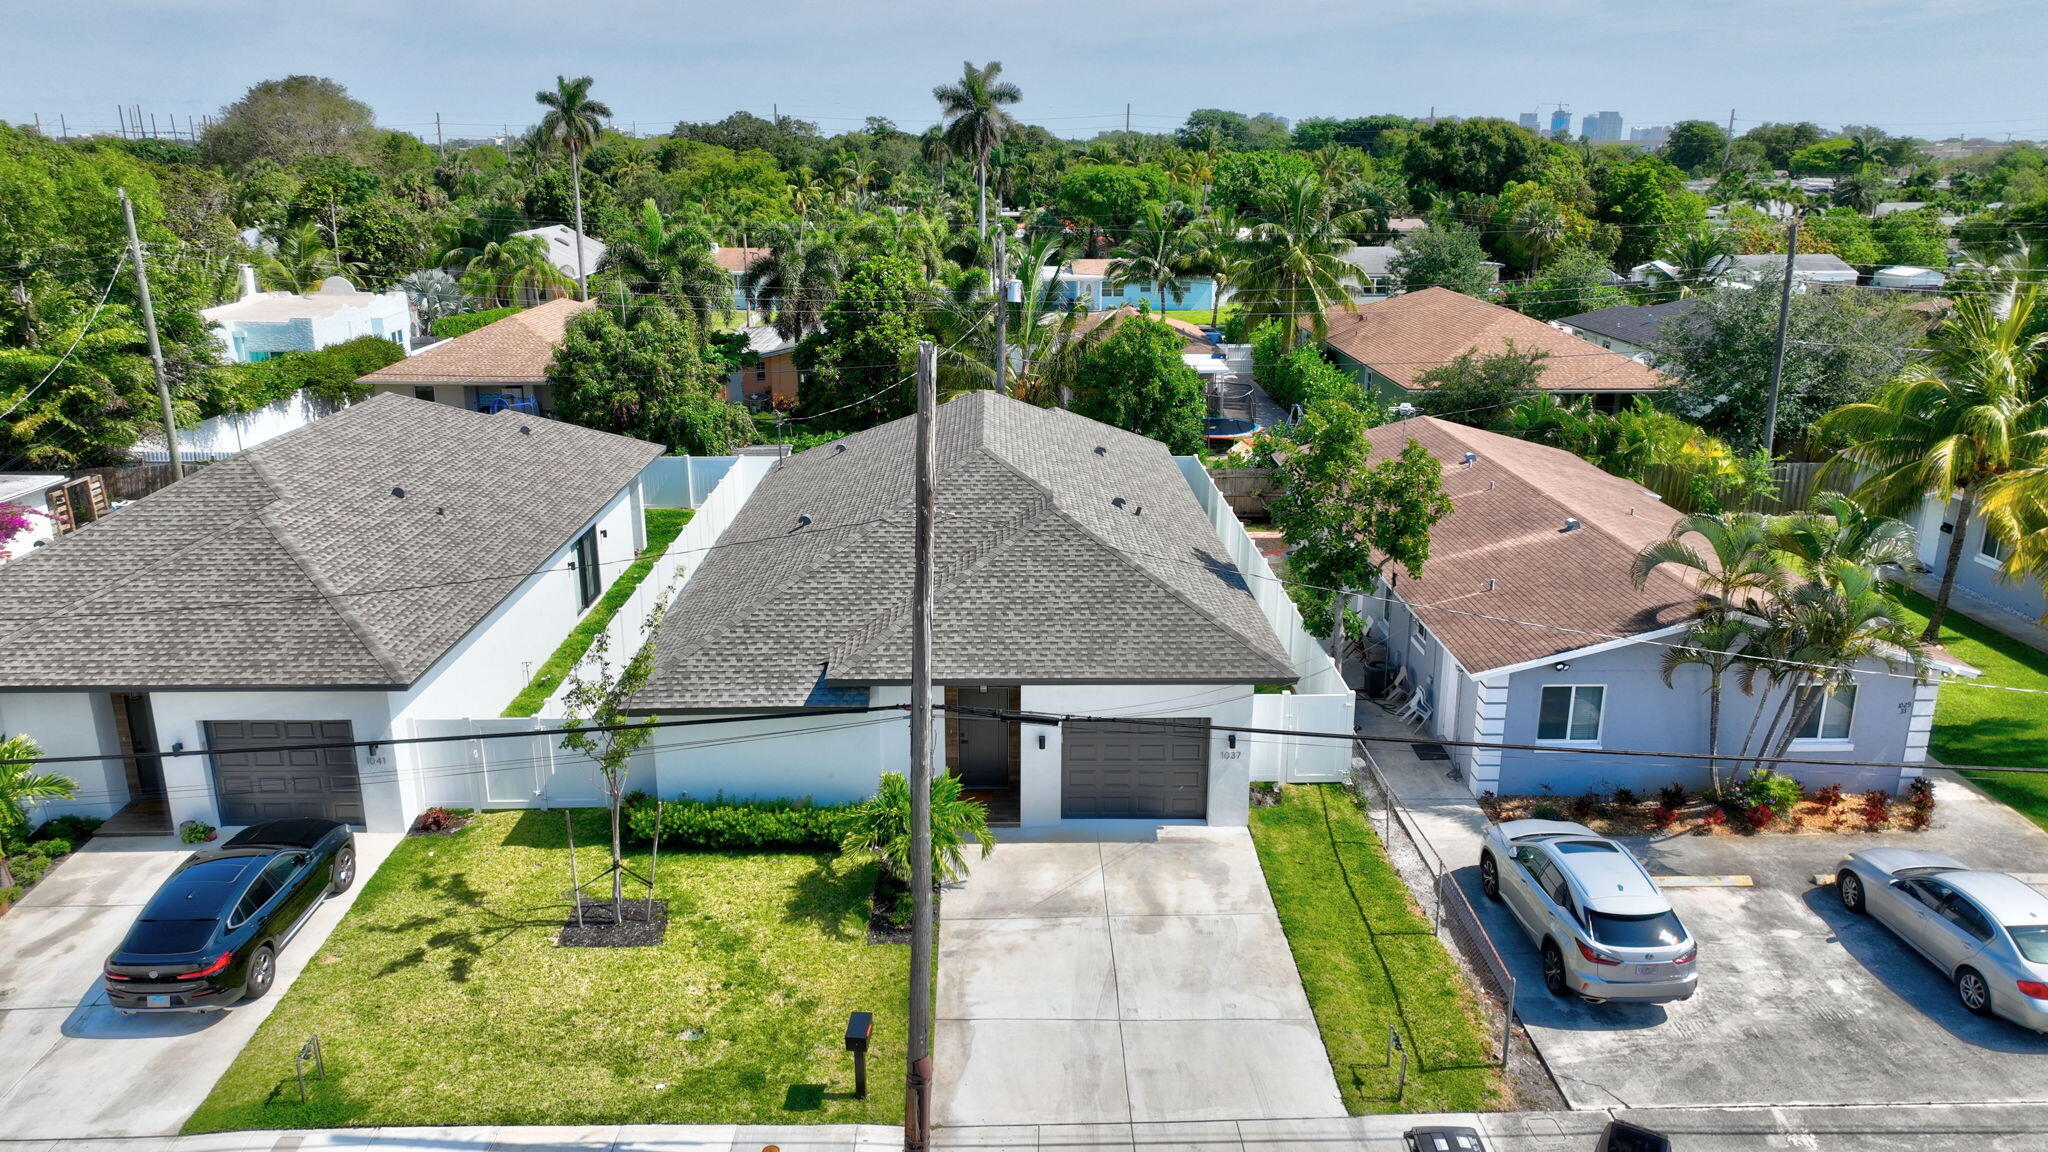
1977 528 2008 567
1791 683 1857 748
1535 684 1605 747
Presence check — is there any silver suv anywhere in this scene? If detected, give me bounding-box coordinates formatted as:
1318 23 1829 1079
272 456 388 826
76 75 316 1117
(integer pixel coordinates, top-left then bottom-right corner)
1479 819 1697 1004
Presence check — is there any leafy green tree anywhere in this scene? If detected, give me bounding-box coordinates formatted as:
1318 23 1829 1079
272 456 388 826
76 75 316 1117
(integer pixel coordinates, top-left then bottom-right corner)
1788 138 1858 177
793 254 928 426
1594 155 1706 268
1408 343 1550 426
230 334 405 407
1273 402 1453 635
1514 247 1630 320
549 309 755 454
1400 118 1544 202
1741 122 1827 171
933 60 1022 236
1211 151 1318 217
561 592 670 924
0 736 73 886
1292 115 1414 155
1175 108 1289 152
1657 277 1921 452
1802 211 1882 268
1070 313 1206 452
1873 209 1949 268
200 76 374 169
535 75 613 299
840 771 995 885
1660 120 1731 174
1819 282 2048 639
1056 164 1170 256
1388 222 1495 296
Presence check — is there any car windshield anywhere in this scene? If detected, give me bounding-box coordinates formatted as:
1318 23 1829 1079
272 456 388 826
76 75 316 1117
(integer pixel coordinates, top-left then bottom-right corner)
1587 909 1685 948
2009 924 2048 964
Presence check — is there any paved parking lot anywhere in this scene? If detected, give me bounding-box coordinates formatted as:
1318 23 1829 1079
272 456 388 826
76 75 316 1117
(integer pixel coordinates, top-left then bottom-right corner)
0 831 400 1140
933 826 1344 1128
1368 711 2048 1111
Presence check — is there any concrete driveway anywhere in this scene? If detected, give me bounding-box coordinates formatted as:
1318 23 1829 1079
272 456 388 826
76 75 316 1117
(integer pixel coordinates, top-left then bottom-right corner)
1369 701 2048 1111
934 825 1344 1129
0 830 400 1140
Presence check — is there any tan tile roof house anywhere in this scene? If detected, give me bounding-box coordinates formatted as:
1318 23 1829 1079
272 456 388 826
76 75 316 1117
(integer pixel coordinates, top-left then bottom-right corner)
710 246 770 273
1073 307 1215 355
1316 287 1671 402
361 298 595 416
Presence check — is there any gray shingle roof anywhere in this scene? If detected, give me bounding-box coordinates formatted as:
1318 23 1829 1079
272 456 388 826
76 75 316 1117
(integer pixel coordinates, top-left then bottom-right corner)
633 391 1296 710
0 393 660 690
1556 297 1701 349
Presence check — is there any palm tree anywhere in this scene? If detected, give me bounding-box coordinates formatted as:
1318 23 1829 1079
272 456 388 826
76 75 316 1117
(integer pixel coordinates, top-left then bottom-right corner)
1817 281 2048 640
534 75 612 300
1654 225 1736 297
460 234 572 307
1631 511 1784 792
0 735 74 891
603 200 726 325
1232 171 1363 350
743 225 845 342
834 152 879 207
1510 197 1569 274
1187 209 1245 328
933 61 1022 238
1107 203 1195 311
256 222 346 293
436 209 525 276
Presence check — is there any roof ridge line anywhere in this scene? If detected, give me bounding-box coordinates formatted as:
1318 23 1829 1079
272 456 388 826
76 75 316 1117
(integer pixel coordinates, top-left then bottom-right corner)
243 450 410 686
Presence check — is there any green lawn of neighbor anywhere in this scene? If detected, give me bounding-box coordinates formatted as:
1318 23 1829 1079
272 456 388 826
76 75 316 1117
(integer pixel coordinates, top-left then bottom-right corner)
1249 783 1506 1114
1894 588 2048 831
185 808 907 1132
505 507 693 716
1163 307 1233 328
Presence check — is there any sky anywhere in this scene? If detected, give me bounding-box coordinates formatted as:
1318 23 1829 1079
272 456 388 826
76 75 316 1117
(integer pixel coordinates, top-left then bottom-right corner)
5 0 2046 144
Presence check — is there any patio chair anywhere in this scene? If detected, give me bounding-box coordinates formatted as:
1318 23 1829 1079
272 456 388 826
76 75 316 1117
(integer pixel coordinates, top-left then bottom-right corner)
1395 691 1433 729
1377 665 1413 706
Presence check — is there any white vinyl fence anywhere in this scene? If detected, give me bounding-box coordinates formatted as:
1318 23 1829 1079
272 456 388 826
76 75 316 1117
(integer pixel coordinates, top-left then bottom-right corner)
1250 690 1355 782
408 717 646 812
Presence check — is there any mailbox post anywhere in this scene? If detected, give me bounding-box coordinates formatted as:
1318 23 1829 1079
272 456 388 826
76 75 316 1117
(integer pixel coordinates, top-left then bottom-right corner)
845 1011 873 1099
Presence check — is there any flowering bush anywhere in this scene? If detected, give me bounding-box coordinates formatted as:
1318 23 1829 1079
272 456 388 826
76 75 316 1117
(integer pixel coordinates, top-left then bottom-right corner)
1903 777 1936 830
0 502 46 549
1860 790 1892 828
1745 803 1776 830
1699 809 1727 832
1809 783 1845 807
1653 806 1679 830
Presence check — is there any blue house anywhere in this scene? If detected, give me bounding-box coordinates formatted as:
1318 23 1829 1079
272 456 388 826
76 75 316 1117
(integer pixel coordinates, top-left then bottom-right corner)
1053 258 1217 313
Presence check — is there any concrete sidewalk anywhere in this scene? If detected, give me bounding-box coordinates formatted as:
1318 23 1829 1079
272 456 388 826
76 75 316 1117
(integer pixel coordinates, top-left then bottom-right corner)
15 1103 2048 1151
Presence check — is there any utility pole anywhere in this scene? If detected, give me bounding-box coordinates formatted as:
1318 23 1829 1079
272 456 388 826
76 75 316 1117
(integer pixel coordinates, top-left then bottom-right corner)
1125 102 1132 142
1762 215 1799 456
992 231 1008 395
59 114 68 142
115 104 126 139
120 188 182 480
1723 108 1736 170
903 340 938 1152
435 112 444 160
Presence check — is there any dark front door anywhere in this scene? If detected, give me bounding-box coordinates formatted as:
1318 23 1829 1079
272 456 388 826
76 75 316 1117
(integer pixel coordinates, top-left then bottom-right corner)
1061 719 1210 819
207 720 365 826
953 686 1015 788
117 693 167 802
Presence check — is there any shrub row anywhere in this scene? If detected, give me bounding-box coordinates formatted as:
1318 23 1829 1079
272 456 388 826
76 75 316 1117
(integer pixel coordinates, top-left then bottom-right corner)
1249 321 1357 410
622 795 862 851
431 305 522 340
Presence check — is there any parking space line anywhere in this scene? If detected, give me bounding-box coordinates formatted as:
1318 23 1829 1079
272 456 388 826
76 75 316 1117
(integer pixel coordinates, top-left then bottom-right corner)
1653 875 1752 887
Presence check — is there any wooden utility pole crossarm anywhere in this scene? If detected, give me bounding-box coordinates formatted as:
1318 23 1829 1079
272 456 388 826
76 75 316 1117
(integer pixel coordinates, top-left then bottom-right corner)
903 341 938 1152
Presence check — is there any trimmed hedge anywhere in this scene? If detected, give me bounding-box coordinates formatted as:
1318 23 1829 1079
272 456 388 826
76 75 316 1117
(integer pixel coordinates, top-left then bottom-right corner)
623 796 862 851
432 306 522 341
1249 321 1358 409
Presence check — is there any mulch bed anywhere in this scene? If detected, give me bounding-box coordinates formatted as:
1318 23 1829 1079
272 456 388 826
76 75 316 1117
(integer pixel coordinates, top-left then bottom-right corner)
867 873 918 946
557 897 668 947
1480 789 1936 836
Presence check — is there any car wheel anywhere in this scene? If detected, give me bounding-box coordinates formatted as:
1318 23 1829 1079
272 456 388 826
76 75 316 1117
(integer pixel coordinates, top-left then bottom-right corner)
1956 967 1994 1017
1837 869 1866 914
1541 940 1572 999
1480 852 1502 903
243 945 276 1001
329 845 356 895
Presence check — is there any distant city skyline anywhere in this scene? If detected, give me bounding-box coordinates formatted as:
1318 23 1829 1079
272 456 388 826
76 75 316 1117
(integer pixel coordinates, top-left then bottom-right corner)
4 0 2046 143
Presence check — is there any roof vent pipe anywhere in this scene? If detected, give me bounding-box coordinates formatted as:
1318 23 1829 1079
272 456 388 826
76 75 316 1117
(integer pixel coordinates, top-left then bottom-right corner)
1111 497 1126 508
1461 452 1477 465
1562 517 1581 532
796 514 813 529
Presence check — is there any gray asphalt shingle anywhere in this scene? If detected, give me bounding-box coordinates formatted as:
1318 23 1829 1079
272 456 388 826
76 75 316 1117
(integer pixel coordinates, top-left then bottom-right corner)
0 393 660 689
633 391 1296 710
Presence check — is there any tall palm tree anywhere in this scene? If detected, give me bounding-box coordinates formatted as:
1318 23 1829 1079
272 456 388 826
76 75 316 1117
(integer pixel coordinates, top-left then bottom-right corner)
1631 511 1783 792
534 75 612 300
602 200 727 325
834 152 879 207
0 735 73 891
1187 209 1245 328
256 222 348 293
1654 225 1736 297
1510 197 1569 275
743 225 845 342
1817 281 2048 640
1232 171 1362 350
1107 203 1195 311
436 209 526 276
933 61 1022 238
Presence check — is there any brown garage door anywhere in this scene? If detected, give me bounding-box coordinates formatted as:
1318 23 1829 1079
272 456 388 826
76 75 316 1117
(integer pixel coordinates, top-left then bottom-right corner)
1061 719 1209 819
207 720 365 826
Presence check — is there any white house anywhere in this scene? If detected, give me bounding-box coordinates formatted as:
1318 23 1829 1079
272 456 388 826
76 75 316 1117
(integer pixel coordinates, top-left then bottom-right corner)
0 394 661 835
127 390 345 465
202 270 412 364
1872 265 1948 291
513 224 607 283
1716 253 1861 290
1336 245 1403 301
1353 417 1970 798
626 391 1351 828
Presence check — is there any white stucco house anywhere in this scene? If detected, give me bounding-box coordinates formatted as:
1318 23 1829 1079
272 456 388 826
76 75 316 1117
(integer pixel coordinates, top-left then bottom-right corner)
1353 417 1970 798
0 394 661 835
625 391 1350 828
513 225 607 283
202 270 412 364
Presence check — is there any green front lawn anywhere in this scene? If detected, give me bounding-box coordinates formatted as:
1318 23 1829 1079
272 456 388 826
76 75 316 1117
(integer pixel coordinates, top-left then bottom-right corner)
1249 784 1505 1114
185 809 907 1132
1893 588 2048 830
505 507 693 716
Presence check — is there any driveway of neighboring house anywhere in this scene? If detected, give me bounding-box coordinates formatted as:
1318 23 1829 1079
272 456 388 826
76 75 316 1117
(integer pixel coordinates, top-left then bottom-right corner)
0 830 401 1140
1363 706 2048 1112
934 825 1345 1129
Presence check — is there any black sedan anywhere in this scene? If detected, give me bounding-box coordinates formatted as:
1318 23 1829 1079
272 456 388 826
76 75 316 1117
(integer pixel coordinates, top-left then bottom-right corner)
104 818 355 1014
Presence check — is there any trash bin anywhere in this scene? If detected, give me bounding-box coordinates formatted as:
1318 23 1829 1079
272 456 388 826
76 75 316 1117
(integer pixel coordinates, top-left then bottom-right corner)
1363 660 1391 698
